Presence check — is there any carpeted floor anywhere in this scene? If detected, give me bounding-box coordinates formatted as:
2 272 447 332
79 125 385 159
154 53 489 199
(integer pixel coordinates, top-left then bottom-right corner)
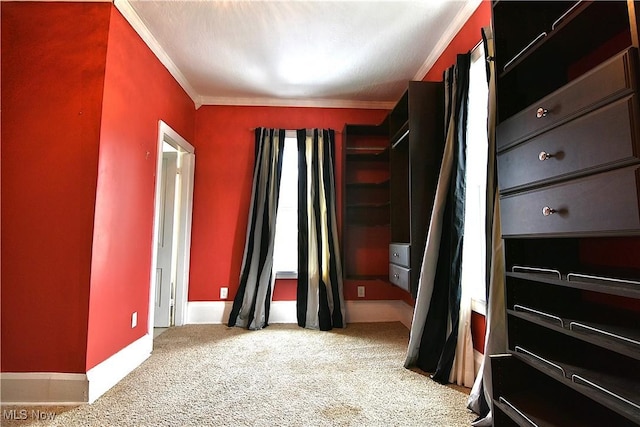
2 322 476 426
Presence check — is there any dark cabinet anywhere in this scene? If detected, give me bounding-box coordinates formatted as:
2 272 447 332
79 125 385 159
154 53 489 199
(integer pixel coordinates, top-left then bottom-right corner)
342 122 390 281
388 81 444 297
492 1 640 425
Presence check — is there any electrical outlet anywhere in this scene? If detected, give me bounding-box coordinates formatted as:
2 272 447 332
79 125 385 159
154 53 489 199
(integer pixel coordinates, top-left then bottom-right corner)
220 287 228 299
357 286 365 298
131 311 138 328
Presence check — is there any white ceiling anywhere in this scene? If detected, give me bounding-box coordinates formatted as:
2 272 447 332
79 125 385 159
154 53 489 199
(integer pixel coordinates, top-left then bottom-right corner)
115 0 481 109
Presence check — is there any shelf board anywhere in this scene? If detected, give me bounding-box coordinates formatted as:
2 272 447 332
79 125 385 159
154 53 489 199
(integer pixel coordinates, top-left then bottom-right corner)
346 201 390 209
506 271 640 300
510 350 640 425
346 146 389 161
507 309 640 362
346 179 390 188
345 275 390 282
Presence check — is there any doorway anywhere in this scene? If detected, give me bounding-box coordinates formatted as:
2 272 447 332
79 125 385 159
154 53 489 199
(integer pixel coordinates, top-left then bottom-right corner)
149 121 195 337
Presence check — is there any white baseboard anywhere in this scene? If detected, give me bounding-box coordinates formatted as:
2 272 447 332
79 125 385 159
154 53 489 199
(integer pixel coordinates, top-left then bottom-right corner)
1 334 152 405
86 333 152 403
0 372 89 405
187 300 414 329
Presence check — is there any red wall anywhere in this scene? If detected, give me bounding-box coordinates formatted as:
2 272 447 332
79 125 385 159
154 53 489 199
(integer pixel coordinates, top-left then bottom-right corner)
86 7 195 370
189 106 390 302
1 2 111 373
423 1 492 83
1 2 196 373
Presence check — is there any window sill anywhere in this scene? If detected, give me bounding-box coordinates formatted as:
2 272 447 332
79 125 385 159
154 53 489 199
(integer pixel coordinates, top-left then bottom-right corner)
471 298 487 316
275 271 298 279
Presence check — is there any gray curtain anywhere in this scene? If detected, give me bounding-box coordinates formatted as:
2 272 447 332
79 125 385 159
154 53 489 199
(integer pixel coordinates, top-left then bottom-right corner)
467 26 508 426
228 128 285 330
404 53 470 378
296 129 346 330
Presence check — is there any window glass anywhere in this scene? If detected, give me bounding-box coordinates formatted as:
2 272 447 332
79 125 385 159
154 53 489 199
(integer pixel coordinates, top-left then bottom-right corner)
272 135 298 277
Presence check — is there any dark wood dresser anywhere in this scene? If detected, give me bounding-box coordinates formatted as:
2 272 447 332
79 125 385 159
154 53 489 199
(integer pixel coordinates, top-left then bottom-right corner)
491 1 640 425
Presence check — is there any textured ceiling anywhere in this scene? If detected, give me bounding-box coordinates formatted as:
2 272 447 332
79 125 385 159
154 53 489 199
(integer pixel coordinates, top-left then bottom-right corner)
115 0 481 108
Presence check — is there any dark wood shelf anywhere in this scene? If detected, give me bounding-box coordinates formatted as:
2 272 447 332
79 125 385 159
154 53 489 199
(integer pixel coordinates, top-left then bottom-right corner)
346 179 390 189
346 146 389 162
493 1 640 424
342 122 391 280
506 271 640 300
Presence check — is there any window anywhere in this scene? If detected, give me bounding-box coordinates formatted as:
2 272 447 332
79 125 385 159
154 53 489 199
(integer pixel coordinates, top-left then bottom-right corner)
272 132 298 278
460 42 489 313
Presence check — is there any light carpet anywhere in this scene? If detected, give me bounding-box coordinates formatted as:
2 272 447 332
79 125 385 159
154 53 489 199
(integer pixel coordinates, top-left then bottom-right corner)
2 322 475 426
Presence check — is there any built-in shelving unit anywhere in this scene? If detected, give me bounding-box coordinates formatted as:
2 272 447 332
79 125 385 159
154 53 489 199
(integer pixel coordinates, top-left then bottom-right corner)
388 81 444 297
491 1 640 425
342 122 391 282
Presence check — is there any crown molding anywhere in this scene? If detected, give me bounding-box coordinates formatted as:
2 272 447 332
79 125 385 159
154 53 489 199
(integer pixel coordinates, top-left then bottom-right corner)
197 95 395 110
413 0 483 81
114 0 199 105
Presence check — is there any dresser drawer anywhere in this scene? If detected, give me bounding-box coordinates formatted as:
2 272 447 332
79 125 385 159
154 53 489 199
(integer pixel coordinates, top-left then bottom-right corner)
497 48 638 152
500 166 640 237
498 95 640 193
389 264 410 292
389 243 410 267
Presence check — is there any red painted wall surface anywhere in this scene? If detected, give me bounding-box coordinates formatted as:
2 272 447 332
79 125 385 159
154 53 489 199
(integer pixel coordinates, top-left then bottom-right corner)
1 2 111 373
189 106 390 302
422 1 492 83
86 6 195 370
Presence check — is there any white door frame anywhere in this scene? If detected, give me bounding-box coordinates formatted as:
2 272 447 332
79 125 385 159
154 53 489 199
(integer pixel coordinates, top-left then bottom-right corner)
149 121 195 336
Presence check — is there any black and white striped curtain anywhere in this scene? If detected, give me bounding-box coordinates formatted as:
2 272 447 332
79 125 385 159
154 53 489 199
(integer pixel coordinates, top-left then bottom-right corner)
404 53 470 379
228 128 285 330
296 129 346 330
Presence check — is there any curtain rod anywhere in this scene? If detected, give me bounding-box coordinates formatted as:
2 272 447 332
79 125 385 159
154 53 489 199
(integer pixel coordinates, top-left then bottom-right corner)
250 128 342 134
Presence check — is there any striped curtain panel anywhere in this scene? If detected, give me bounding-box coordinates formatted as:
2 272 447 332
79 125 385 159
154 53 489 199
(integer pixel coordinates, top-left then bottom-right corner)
228 128 285 330
404 53 471 380
296 129 346 330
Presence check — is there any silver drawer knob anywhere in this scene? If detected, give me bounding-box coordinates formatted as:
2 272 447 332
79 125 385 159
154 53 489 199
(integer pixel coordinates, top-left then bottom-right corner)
538 151 553 161
394 274 400 279
542 206 556 216
393 252 399 257
536 107 549 118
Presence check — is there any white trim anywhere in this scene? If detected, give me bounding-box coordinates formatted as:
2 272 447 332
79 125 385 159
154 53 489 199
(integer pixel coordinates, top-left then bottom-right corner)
114 0 199 106
186 300 414 329
0 373 88 405
0 334 152 405
197 96 395 110
149 121 195 332
86 334 152 403
413 0 482 81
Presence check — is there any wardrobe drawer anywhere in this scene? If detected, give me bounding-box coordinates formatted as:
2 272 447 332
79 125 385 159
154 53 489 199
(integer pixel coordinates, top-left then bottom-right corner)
497 48 638 152
389 264 410 292
389 243 410 267
500 166 640 237
498 95 640 193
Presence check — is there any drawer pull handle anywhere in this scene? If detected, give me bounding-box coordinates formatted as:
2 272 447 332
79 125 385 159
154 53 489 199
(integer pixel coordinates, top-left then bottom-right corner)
394 274 400 279
536 107 549 118
542 206 556 216
538 151 553 161
393 252 399 257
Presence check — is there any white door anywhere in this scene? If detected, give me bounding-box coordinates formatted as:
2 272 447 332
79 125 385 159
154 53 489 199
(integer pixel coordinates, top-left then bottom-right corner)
154 152 178 327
